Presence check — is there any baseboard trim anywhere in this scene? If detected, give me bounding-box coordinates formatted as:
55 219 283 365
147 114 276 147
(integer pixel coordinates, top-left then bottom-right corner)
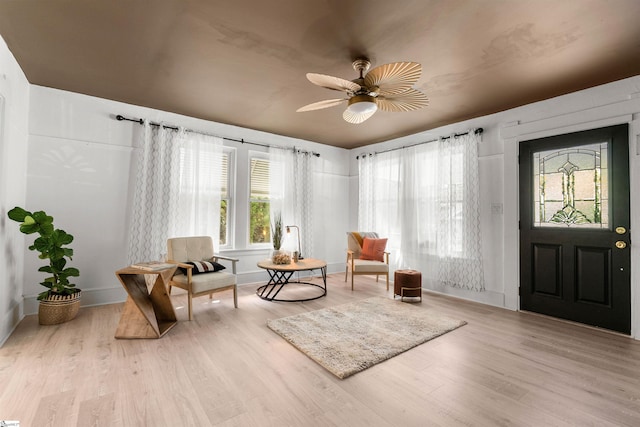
422 285 506 308
23 286 128 315
0 301 23 347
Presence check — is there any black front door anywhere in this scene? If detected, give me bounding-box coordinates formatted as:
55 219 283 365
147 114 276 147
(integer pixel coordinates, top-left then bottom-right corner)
519 124 631 334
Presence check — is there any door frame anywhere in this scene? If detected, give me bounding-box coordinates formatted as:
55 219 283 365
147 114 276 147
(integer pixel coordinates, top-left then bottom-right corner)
518 124 630 333
501 111 640 339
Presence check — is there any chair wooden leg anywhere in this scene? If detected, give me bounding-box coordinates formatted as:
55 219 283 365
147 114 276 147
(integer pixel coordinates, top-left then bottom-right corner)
344 266 348 282
376 275 379 282
233 286 238 308
351 271 354 291
188 294 193 321
386 273 389 291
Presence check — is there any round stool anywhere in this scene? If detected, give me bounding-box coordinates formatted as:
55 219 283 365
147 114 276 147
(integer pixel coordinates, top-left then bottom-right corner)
394 269 422 302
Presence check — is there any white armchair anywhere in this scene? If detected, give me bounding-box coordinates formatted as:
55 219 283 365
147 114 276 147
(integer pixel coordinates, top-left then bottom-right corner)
166 236 238 320
345 231 390 291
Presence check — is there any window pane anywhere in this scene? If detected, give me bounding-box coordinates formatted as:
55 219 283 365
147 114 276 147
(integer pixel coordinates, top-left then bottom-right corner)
219 152 230 246
220 199 227 245
533 142 608 228
250 158 270 199
250 201 270 244
250 157 271 244
220 152 228 199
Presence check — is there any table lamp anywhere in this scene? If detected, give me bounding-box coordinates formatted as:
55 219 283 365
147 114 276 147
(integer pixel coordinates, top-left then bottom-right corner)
286 225 303 259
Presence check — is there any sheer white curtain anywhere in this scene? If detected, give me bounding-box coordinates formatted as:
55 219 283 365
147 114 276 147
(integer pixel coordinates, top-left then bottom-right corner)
269 147 315 257
358 130 485 291
436 131 484 291
127 123 223 263
357 153 377 231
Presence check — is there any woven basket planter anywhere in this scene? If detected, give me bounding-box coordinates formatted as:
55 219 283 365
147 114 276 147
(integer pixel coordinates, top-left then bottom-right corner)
38 291 81 325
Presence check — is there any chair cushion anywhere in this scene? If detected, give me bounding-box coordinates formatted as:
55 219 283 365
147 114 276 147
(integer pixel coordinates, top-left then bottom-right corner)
180 260 225 275
360 237 387 261
171 271 236 294
167 236 215 263
352 259 389 273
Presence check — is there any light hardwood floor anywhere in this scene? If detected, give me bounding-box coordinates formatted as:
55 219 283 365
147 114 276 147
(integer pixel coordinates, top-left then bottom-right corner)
1 273 640 427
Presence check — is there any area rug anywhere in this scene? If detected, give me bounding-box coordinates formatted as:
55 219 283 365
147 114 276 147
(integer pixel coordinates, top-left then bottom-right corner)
267 296 466 379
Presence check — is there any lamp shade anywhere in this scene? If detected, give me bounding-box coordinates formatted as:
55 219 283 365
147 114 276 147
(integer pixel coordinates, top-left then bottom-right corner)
347 94 378 115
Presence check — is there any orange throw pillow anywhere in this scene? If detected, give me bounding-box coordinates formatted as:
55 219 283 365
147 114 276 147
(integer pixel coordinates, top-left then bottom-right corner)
360 237 387 261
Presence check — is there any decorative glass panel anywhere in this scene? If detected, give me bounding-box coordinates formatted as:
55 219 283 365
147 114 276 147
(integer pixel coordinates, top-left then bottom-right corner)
533 142 608 228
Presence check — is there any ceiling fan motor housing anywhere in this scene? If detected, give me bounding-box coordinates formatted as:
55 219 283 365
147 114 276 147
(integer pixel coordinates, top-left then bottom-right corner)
348 94 377 114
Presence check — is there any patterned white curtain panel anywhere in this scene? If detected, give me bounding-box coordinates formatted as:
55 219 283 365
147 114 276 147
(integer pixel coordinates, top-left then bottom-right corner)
127 123 223 264
269 146 315 257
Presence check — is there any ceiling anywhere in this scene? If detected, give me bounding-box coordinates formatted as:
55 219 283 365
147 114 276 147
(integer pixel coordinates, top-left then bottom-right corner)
1 1 640 149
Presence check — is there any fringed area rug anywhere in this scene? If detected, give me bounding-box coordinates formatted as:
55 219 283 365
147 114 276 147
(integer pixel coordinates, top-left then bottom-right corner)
267 296 466 379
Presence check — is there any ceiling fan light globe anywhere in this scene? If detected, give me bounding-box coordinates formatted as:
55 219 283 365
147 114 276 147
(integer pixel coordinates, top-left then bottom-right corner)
347 95 378 114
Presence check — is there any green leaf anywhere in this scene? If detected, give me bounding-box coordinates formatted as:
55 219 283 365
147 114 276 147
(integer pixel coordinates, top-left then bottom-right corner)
64 268 80 277
52 229 74 245
7 207 30 222
52 258 67 270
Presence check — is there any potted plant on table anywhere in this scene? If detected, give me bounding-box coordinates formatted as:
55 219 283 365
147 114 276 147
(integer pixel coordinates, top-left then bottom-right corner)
8 206 81 325
270 211 290 264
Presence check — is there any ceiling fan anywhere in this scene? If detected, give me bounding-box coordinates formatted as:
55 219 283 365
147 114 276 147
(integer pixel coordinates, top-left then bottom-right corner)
297 58 429 124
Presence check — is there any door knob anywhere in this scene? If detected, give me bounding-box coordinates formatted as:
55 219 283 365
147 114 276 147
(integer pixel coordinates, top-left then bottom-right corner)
615 241 627 249
615 226 626 235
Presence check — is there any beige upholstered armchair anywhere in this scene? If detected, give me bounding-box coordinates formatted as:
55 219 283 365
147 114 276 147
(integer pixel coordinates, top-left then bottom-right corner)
345 231 390 291
166 236 238 320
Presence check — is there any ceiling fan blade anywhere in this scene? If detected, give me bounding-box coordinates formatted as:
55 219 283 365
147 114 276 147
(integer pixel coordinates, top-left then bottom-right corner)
364 62 422 96
296 98 347 112
376 89 429 112
306 73 361 93
343 108 377 124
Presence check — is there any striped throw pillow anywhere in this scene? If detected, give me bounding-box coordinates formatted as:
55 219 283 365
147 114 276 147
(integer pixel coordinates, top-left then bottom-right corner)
180 260 226 275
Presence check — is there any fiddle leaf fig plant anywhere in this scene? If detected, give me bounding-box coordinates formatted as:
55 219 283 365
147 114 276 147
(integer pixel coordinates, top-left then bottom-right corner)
8 207 80 300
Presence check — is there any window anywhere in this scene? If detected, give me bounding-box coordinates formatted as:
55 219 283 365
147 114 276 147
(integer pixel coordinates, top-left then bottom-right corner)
219 149 234 247
533 142 608 229
249 156 271 244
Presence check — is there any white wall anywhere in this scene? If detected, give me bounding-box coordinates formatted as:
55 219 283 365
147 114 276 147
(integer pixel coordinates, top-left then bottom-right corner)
0 37 30 345
348 75 640 338
22 86 351 314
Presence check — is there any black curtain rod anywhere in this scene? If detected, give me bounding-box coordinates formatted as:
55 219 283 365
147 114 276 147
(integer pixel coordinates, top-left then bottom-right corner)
115 114 320 157
356 128 483 159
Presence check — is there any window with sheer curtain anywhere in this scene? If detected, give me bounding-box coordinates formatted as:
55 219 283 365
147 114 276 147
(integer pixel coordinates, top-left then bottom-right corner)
127 123 224 263
358 131 485 291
